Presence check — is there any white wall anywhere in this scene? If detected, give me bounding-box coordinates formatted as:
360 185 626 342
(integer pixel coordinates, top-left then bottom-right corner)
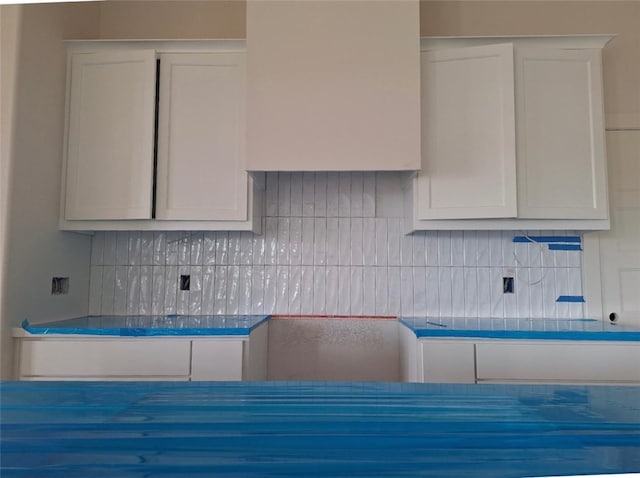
1 4 100 379
88 172 586 320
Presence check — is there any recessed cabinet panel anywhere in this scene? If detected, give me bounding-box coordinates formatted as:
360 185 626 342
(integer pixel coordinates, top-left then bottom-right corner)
417 44 517 219
516 49 608 219
65 50 156 220
156 53 247 221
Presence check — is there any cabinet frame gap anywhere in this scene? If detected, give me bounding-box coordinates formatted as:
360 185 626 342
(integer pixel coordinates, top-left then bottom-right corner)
152 58 161 219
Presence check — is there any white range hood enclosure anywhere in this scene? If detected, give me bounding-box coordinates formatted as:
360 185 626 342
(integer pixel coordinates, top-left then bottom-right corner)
246 0 421 171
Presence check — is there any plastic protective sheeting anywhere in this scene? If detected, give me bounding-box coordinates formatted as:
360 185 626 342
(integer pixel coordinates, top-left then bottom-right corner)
400 317 640 341
1 381 639 477
21 315 269 336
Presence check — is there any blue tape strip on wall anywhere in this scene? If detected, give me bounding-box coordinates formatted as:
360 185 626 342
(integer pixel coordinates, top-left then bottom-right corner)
556 296 586 303
548 244 582 251
512 236 581 243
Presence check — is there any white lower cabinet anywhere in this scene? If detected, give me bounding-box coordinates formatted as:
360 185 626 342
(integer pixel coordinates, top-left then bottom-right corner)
408 337 640 385
16 323 268 381
190 323 268 381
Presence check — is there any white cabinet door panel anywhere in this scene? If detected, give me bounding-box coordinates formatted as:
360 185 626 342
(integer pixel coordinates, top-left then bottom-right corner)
156 53 247 221
19 339 191 378
420 340 476 383
190 339 245 381
417 43 517 219
65 50 156 220
516 48 608 219
476 342 640 383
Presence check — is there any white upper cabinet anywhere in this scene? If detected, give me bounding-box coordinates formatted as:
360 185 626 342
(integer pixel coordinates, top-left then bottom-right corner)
64 50 156 220
156 53 247 221
60 41 261 232
418 43 516 220
408 35 612 231
246 0 421 171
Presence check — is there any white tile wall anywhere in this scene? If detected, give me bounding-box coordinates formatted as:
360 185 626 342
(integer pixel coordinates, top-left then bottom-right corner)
89 173 585 318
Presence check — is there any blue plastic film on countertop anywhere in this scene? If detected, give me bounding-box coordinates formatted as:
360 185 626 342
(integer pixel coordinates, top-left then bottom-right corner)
21 315 269 336
399 317 640 341
1 381 639 477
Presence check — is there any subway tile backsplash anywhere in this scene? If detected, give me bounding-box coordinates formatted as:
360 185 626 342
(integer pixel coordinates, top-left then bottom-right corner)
88 172 585 318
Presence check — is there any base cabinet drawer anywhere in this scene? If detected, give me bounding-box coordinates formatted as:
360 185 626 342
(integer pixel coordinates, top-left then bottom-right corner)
476 342 640 383
19 339 191 378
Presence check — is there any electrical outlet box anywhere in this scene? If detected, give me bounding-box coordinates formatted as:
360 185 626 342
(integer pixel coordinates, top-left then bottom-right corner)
51 277 69 295
502 277 514 294
180 275 190 291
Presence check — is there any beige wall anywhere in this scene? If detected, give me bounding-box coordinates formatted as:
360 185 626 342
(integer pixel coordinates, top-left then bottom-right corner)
97 0 639 127
0 5 21 379
267 318 401 381
99 0 245 39
420 0 640 128
1 3 100 379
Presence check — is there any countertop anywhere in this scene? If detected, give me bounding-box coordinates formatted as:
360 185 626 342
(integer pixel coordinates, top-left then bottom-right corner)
16 315 269 337
1 381 639 477
16 315 640 341
400 317 640 341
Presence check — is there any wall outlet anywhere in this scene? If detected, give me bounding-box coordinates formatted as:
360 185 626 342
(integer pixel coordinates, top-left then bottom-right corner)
180 275 190 291
51 277 69 295
503 277 514 294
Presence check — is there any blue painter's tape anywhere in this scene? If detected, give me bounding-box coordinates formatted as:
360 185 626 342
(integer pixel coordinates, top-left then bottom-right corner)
513 236 581 244
548 244 582 251
557 295 585 303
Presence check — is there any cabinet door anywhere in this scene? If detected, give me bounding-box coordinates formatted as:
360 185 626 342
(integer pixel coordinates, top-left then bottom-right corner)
417 44 517 219
476 342 640 383
420 340 476 383
64 50 156 220
19 339 191 379
515 48 608 219
156 53 247 221
190 339 245 381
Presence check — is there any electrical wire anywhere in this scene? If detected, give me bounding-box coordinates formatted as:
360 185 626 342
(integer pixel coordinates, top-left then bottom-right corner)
512 233 546 286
